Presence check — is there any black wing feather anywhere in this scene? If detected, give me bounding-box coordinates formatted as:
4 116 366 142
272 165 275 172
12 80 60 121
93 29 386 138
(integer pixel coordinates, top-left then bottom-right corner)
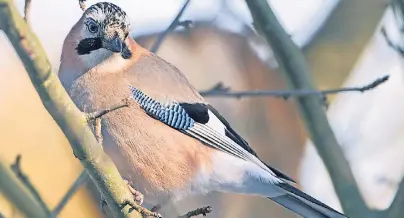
179 103 209 124
130 87 295 183
183 104 295 183
205 105 256 155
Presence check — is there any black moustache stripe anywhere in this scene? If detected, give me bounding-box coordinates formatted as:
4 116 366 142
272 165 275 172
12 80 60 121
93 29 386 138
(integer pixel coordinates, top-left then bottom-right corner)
76 38 103 55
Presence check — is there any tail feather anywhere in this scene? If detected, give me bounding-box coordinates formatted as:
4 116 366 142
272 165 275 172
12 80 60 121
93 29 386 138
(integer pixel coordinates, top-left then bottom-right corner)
269 183 347 218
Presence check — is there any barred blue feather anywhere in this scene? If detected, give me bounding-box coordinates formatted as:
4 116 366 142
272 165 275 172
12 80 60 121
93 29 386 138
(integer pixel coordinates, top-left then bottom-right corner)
129 86 195 130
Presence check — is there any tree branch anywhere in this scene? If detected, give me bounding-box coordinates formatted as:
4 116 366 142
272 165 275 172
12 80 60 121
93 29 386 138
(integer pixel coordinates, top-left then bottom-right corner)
0 1 147 217
177 206 212 218
0 157 49 218
23 0 31 23
200 75 389 99
150 0 191 53
10 155 50 216
86 100 129 121
244 0 371 217
50 171 89 218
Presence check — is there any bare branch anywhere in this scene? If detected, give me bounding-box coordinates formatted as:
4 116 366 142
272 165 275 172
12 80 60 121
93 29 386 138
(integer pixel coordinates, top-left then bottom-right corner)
178 206 212 218
0 158 48 218
24 0 31 23
10 155 50 216
387 177 404 217
150 0 191 53
245 0 371 217
0 0 145 217
50 171 89 218
381 27 404 56
86 100 130 121
79 0 86 11
200 75 389 99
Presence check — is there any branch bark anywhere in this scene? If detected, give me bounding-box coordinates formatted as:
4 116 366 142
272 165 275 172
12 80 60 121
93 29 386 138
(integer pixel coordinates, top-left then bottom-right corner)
0 157 49 218
177 206 212 218
0 1 143 217
10 155 50 216
200 75 389 99
244 0 370 217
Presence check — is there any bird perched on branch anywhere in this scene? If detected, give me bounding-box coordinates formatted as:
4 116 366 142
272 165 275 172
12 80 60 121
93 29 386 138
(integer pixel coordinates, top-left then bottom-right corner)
59 2 347 218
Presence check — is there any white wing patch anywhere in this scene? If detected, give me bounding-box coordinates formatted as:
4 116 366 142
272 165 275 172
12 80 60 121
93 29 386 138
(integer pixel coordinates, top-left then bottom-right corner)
205 110 226 135
185 110 277 177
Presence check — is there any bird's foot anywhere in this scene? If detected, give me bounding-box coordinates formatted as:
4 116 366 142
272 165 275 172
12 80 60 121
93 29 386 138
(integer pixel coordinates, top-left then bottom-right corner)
122 199 162 218
124 179 144 205
122 180 162 217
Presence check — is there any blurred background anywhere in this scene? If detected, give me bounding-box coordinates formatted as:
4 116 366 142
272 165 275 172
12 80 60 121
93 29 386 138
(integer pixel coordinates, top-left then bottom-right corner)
1 0 403 217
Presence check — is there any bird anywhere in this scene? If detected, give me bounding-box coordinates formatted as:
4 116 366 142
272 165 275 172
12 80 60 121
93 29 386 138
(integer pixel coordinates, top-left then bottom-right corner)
58 2 347 218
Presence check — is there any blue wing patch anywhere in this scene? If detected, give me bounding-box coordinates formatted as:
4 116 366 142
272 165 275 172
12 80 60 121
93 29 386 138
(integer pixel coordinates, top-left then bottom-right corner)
129 86 195 130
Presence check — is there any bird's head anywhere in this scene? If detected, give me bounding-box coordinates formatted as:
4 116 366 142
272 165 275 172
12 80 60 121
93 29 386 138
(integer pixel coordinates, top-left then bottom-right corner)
73 2 132 59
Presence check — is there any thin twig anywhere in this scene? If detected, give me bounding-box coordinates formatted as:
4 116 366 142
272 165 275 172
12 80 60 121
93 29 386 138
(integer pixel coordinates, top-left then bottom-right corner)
381 27 404 56
150 0 191 53
124 200 162 218
0 158 48 218
23 0 31 23
50 171 89 218
178 206 212 218
79 0 86 11
86 101 129 121
0 0 143 217
200 75 389 99
10 155 50 216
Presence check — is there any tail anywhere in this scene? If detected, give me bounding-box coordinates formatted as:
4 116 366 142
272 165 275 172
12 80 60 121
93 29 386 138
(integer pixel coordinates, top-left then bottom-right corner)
269 183 348 218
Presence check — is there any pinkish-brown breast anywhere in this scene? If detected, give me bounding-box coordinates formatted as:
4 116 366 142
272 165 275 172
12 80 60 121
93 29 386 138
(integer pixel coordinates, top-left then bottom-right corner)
67 52 214 204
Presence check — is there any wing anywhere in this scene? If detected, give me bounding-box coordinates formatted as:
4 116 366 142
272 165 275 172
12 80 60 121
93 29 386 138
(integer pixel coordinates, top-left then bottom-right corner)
130 86 295 182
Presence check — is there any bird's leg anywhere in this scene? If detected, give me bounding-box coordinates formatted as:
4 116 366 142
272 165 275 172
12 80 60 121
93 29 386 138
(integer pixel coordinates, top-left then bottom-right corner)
86 97 153 216
85 99 159 217
124 179 144 205
120 180 162 217
94 118 103 144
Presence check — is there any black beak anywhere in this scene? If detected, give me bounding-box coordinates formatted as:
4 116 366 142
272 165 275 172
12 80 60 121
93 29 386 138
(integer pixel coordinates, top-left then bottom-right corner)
103 36 123 53
102 35 132 59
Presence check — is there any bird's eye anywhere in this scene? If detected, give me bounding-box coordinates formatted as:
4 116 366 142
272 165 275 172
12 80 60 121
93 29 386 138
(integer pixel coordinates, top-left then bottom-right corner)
87 22 99 33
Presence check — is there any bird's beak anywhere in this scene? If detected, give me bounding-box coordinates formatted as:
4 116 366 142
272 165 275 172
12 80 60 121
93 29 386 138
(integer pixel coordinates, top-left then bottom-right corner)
102 35 124 53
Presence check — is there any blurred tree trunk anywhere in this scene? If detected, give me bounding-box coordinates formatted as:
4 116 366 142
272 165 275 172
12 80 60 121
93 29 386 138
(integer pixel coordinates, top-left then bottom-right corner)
305 0 387 91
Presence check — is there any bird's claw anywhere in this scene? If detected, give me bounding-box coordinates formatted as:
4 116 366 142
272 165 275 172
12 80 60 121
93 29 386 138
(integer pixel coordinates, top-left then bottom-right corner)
122 180 162 217
124 179 144 205
122 199 162 218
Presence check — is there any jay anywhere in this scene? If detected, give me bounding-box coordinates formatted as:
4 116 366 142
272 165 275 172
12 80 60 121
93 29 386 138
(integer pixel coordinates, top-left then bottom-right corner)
58 2 347 218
